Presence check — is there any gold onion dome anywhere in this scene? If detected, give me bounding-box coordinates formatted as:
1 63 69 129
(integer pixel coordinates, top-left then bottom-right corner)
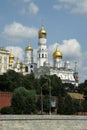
38 26 47 38
21 64 26 68
16 57 20 64
9 53 14 60
53 47 62 59
16 61 20 64
25 45 33 51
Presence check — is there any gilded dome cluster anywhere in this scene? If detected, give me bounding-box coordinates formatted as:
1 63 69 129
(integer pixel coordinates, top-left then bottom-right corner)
38 26 47 38
53 47 62 59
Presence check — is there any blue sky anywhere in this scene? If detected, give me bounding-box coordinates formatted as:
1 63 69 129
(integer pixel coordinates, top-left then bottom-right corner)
0 0 87 82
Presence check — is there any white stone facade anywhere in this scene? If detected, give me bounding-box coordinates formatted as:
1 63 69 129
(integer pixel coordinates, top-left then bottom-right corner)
0 49 10 74
37 26 48 68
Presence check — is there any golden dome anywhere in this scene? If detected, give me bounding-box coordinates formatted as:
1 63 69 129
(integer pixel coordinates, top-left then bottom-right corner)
9 53 14 58
16 61 20 64
21 64 26 68
53 47 62 59
16 57 20 64
38 26 47 38
9 53 14 60
25 45 33 51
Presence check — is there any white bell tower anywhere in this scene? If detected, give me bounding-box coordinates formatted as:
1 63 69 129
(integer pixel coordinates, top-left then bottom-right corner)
25 43 33 72
25 43 33 65
37 24 48 68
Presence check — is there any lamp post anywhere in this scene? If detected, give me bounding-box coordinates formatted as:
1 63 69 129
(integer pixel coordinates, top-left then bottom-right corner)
40 75 52 115
48 78 51 115
41 85 43 114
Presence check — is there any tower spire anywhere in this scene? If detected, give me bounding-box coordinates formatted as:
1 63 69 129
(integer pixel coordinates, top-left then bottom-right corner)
41 19 44 28
74 61 77 73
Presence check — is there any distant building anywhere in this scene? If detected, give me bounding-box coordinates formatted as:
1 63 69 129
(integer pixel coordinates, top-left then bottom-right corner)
0 48 10 74
0 24 78 86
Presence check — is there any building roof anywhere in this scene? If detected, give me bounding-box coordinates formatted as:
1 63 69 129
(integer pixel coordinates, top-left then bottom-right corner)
68 92 84 100
0 47 10 54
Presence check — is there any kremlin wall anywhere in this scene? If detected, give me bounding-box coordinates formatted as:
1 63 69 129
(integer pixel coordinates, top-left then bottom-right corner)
0 92 12 109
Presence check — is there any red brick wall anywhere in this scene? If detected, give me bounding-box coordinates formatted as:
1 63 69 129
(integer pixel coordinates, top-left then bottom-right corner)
0 92 12 109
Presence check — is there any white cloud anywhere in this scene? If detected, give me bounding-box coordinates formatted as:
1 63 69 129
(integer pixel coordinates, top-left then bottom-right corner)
20 1 39 16
60 39 82 59
53 5 62 10
28 2 39 15
48 39 82 60
6 46 24 61
22 0 30 3
54 0 87 15
2 22 38 42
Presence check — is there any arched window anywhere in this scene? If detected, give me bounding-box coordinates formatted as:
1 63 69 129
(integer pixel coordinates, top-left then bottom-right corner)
39 54 40 58
25 66 28 72
30 65 33 68
42 54 44 58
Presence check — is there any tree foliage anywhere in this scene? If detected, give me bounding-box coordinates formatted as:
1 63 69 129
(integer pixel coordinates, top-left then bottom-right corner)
82 100 87 112
0 106 13 114
58 94 75 115
11 87 36 114
78 80 87 96
0 70 24 92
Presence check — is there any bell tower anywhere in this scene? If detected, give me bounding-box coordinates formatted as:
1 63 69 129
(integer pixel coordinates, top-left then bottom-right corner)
37 24 48 68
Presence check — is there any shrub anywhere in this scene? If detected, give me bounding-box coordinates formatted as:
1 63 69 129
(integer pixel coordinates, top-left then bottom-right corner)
0 106 14 114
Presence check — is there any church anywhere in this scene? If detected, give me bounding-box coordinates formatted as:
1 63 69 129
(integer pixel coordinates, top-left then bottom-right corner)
0 24 78 86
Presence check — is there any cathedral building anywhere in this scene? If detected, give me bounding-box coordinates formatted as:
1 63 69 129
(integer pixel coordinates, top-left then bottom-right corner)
0 24 78 86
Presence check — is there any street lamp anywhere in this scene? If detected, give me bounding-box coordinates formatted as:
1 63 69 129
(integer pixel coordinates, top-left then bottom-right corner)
40 75 52 115
48 78 51 115
41 85 43 114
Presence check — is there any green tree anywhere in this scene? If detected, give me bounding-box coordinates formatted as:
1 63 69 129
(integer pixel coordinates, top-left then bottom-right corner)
50 75 66 96
82 100 87 113
63 83 75 92
78 80 87 94
36 95 50 113
43 95 50 113
0 106 14 114
24 90 36 114
0 70 24 92
58 94 75 115
64 95 75 115
39 75 49 95
23 73 35 90
73 100 83 113
57 95 65 114
11 87 36 114
33 78 40 94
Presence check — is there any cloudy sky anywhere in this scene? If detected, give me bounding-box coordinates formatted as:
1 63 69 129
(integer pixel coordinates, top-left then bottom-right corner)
0 0 87 82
